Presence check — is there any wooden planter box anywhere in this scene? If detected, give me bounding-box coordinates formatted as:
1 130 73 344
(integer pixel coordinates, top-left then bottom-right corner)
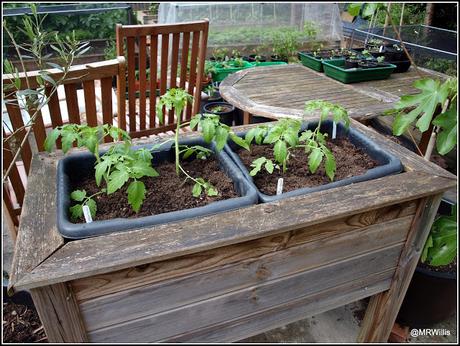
8 120 456 343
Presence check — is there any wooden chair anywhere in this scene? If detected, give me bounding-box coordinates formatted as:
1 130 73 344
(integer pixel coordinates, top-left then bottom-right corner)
2 58 126 241
115 20 209 138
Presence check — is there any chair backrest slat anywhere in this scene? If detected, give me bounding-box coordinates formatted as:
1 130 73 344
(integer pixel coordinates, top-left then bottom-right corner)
2 57 125 231
5 96 33 174
116 19 209 136
138 35 147 130
64 83 81 125
127 36 137 132
82 80 98 127
149 34 158 128
185 30 200 121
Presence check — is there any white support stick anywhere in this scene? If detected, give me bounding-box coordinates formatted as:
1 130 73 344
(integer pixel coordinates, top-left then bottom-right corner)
83 205 93 223
332 121 337 139
276 178 284 195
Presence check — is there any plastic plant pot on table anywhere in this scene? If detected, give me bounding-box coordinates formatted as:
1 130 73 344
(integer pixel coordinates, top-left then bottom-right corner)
322 59 396 83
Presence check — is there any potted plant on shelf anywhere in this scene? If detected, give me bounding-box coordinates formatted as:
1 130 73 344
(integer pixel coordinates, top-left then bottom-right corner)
224 100 402 202
202 101 236 127
44 88 256 239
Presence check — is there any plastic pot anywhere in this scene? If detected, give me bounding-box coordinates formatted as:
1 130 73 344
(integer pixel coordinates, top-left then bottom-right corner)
345 59 360 69
203 101 236 126
224 120 403 203
396 199 457 328
270 55 288 63
322 59 396 83
56 138 258 239
248 54 267 62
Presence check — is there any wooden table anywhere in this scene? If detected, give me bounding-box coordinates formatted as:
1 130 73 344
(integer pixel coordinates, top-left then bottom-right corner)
220 64 446 123
9 121 456 343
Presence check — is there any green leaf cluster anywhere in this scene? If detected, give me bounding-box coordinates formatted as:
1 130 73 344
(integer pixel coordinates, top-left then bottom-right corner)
390 77 457 155
304 100 350 128
69 189 98 221
421 204 457 266
156 88 193 125
95 144 159 212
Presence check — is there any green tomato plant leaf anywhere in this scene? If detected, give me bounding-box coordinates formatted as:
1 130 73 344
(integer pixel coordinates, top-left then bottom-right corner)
127 180 146 213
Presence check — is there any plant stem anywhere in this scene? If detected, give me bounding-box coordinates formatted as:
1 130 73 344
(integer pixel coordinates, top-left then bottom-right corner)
174 107 184 176
383 7 423 78
423 98 450 161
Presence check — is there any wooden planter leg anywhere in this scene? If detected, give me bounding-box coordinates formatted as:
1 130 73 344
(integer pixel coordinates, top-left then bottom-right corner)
243 111 252 125
30 282 88 342
357 194 443 342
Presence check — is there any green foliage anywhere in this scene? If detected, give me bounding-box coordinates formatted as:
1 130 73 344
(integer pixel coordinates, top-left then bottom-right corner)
69 189 100 221
45 124 159 216
304 100 350 127
421 204 457 266
156 88 193 125
249 156 274 176
390 77 457 155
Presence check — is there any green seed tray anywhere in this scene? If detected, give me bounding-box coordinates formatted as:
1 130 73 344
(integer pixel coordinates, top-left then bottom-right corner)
298 51 345 72
322 59 396 84
211 61 254 82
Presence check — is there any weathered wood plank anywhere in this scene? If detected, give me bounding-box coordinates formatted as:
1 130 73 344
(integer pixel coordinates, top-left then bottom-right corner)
79 215 412 332
163 270 393 343
73 202 416 301
14 168 455 291
358 194 444 342
87 244 403 342
30 283 87 342
8 154 64 291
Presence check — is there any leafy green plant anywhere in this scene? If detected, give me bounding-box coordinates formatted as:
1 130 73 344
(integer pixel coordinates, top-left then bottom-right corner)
389 77 457 157
156 88 248 198
421 204 457 266
244 100 350 181
44 124 159 217
376 56 385 63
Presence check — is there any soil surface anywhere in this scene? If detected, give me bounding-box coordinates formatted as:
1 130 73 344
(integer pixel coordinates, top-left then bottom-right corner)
3 301 47 343
71 157 238 221
418 257 457 275
236 137 379 196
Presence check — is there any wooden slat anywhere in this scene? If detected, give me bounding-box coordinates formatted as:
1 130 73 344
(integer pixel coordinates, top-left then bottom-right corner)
5 96 33 174
160 33 169 124
45 86 64 151
8 154 65 291
163 270 392 343
87 244 403 342
185 30 200 120
358 194 444 342
168 32 180 124
79 215 412 331
30 283 87 342
64 83 80 125
179 32 190 122
3 196 19 236
82 80 97 127
100 77 113 143
127 36 136 132
15 169 456 291
118 20 208 37
3 59 121 90
149 34 158 127
27 105 47 152
3 131 26 205
138 35 147 130
73 201 417 301
116 57 127 132
192 22 208 117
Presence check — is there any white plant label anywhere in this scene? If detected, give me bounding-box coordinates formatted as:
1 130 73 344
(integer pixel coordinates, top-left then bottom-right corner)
83 205 93 223
276 178 284 195
379 45 384 53
332 121 337 139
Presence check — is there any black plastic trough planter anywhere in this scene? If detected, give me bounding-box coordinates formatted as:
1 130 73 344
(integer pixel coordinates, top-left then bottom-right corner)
57 138 258 239
224 120 403 203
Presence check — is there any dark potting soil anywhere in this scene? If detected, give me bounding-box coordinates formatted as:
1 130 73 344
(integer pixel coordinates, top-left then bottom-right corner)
70 157 238 222
418 257 457 275
3 301 47 343
236 137 379 196
209 105 233 113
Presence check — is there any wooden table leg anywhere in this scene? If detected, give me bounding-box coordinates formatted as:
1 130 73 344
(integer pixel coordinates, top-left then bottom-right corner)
357 194 443 342
243 111 252 125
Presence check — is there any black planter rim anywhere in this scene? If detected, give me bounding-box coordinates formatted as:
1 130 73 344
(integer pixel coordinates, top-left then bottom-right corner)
224 120 403 203
56 138 258 239
415 264 457 280
203 101 235 115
